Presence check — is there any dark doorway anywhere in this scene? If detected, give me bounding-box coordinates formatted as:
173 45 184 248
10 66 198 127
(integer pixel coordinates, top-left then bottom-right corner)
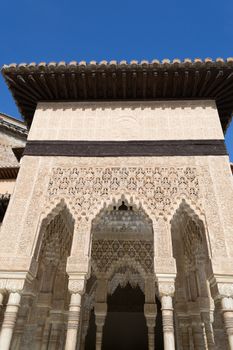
102 284 148 350
85 284 164 350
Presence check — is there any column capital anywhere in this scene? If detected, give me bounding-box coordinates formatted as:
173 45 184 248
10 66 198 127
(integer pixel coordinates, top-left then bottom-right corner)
209 275 233 299
68 275 86 294
156 274 176 297
0 279 25 293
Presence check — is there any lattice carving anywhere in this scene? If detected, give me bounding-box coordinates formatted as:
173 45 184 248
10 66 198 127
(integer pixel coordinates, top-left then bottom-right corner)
40 212 72 267
108 269 145 295
91 239 153 274
47 166 200 218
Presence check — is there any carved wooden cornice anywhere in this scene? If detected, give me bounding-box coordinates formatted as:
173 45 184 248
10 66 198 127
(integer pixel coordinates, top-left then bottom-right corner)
0 113 27 138
2 58 233 131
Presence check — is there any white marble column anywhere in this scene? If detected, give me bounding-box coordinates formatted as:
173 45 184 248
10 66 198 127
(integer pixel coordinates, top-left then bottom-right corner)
161 295 175 350
210 281 233 350
157 278 176 350
65 292 82 350
0 292 21 350
65 277 86 350
221 297 233 350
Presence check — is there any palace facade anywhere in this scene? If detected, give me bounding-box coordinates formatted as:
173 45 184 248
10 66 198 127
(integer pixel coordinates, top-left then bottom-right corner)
0 58 233 349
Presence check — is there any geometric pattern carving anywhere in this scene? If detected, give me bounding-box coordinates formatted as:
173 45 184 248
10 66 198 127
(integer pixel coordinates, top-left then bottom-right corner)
108 269 145 295
91 239 153 273
48 166 200 217
40 213 72 266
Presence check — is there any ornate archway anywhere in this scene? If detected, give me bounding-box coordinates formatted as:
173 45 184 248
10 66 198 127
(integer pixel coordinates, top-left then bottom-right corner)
170 200 225 349
82 198 160 350
11 203 75 349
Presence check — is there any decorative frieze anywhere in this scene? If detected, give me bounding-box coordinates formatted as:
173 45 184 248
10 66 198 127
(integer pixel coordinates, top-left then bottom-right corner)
47 166 201 219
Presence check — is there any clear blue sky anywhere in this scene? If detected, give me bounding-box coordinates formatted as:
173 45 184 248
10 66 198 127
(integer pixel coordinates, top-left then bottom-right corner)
1 0 232 160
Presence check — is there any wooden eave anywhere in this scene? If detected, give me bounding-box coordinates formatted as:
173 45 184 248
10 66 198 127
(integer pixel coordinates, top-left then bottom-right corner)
0 167 19 179
2 58 233 132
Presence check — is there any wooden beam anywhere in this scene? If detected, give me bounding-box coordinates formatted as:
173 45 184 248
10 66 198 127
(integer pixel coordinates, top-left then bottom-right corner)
163 71 168 97
122 71 126 98
214 72 233 97
142 71 147 99
11 86 37 103
152 71 158 98
198 70 211 96
60 73 68 99
14 98 35 108
204 70 224 96
16 75 41 99
132 71 137 98
172 71 179 97
102 72 107 98
81 73 87 99
182 71 189 97
192 71 200 97
71 73 78 99
39 74 54 99
12 82 40 102
28 74 47 99
112 72 117 98
13 91 36 105
92 72 97 99
50 74 59 99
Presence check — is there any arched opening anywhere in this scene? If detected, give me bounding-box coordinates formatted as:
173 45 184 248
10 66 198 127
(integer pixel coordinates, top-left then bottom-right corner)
170 200 225 349
82 198 163 350
12 203 75 350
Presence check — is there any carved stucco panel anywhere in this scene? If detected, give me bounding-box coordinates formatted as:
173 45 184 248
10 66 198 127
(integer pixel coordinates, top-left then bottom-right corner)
199 166 227 256
47 166 201 220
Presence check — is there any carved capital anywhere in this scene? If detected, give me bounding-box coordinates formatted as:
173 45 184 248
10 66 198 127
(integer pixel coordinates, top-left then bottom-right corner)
6 279 25 292
158 283 175 297
68 279 86 294
218 283 233 298
156 273 176 297
0 279 25 293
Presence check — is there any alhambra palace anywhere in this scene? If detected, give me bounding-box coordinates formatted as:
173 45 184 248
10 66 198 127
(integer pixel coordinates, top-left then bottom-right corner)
0 58 233 350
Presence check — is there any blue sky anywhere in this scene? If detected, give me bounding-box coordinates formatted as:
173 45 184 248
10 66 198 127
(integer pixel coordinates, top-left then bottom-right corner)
1 0 232 160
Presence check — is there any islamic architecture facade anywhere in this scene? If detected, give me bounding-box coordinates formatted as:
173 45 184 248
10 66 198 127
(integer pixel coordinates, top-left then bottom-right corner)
0 59 233 350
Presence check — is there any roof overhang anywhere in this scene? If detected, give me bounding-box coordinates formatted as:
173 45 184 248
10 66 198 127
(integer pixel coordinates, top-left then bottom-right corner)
2 58 233 131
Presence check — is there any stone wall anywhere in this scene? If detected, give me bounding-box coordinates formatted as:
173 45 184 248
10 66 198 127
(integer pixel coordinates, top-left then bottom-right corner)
28 100 224 141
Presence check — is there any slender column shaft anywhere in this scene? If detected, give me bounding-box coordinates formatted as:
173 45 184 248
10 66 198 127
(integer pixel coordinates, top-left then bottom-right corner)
191 319 206 350
95 303 107 350
65 293 81 350
96 324 104 350
0 292 21 350
147 326 155 350
221 297 233 350
144 303 157 350
0 292 5 329
203 315 216 350
161 295 175 350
